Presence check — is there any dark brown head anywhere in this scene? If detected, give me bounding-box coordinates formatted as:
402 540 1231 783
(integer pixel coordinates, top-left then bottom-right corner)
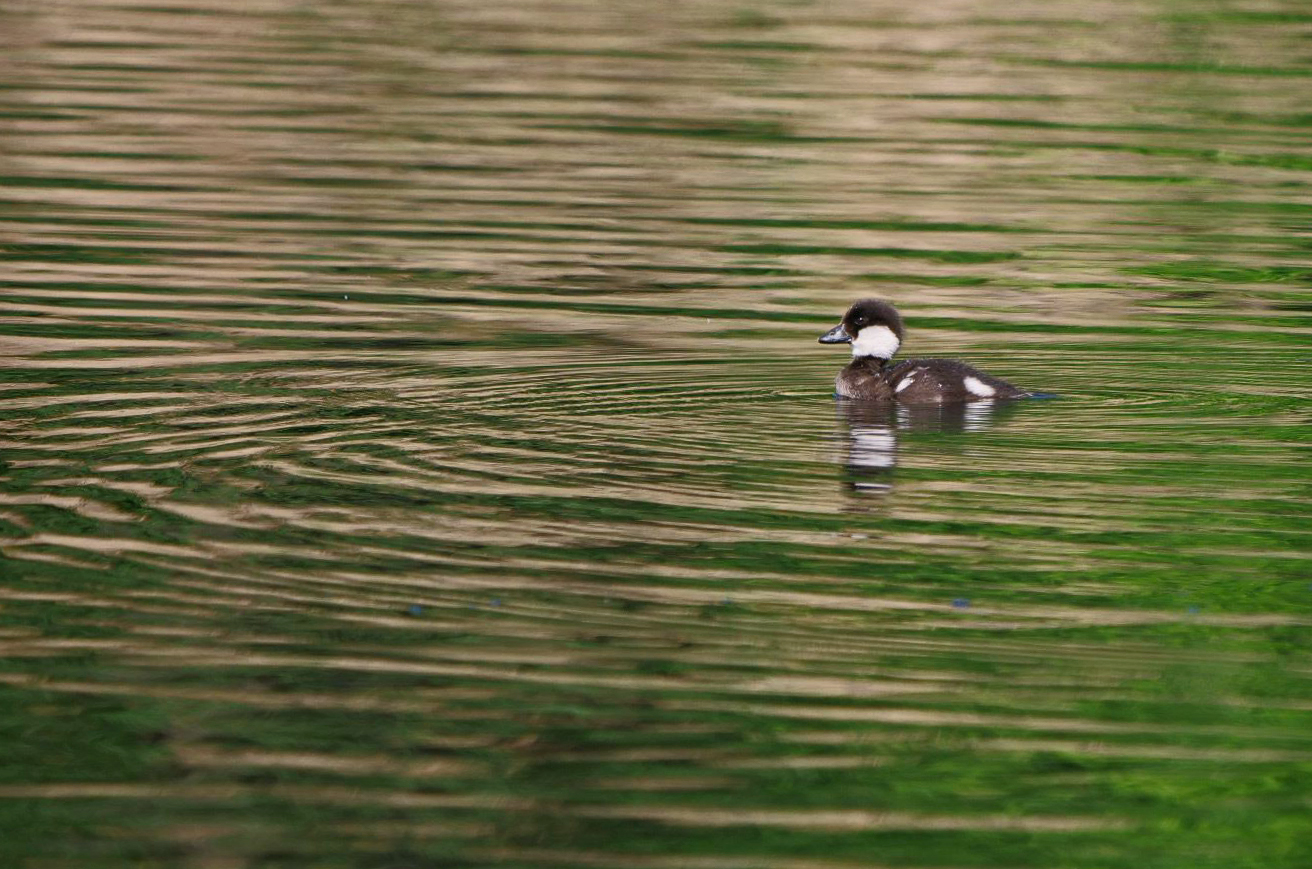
818 299 904 360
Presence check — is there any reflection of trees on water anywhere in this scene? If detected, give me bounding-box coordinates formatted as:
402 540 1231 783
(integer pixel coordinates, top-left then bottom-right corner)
837 399 1026 497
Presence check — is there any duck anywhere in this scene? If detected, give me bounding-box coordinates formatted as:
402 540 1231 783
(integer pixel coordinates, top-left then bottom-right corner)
818 299 1029 403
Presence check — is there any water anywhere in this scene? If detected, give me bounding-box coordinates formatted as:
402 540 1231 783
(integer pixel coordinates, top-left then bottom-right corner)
2 0 1311 866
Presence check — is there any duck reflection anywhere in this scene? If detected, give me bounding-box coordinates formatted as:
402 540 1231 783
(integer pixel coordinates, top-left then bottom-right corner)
839 401 899 495
894 398 1024 433
837 399 1024 496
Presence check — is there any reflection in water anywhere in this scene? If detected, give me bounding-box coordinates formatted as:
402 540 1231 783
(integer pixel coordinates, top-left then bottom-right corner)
895 397 1030 434
837 400 899 495
837 398 1028 495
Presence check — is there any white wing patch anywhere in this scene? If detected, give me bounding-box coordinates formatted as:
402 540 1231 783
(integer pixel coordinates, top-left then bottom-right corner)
850 324 900 360
895 376 915 393
963 376 996 397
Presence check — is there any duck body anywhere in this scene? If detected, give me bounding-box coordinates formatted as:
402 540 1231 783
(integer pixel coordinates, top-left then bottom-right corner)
885 358 1028 403
834 357 895 401
820 299 1029 404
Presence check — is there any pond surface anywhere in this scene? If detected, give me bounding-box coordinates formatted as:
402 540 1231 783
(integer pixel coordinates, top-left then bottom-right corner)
2 1 1311 867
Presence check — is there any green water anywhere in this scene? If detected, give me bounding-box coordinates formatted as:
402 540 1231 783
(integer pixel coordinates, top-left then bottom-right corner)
1 1 1310 867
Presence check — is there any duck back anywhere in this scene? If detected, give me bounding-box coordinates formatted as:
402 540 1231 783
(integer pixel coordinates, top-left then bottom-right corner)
886 359 1028 403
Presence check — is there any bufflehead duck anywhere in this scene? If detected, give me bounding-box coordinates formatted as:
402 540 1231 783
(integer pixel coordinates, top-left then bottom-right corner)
818 299 1029 403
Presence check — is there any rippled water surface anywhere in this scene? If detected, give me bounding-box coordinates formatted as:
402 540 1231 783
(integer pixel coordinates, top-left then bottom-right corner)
3 1 1312 866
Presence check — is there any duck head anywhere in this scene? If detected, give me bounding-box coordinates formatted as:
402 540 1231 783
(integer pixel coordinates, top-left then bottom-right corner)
818 299 904 361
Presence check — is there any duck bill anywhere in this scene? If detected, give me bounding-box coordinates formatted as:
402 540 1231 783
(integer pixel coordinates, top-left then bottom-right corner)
818 323 852 344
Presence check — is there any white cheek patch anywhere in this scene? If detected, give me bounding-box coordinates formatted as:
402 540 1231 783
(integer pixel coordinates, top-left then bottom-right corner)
850 325 900 359
963 376 996 398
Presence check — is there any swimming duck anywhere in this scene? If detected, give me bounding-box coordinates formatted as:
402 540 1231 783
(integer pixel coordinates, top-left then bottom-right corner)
818 299 1029 402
